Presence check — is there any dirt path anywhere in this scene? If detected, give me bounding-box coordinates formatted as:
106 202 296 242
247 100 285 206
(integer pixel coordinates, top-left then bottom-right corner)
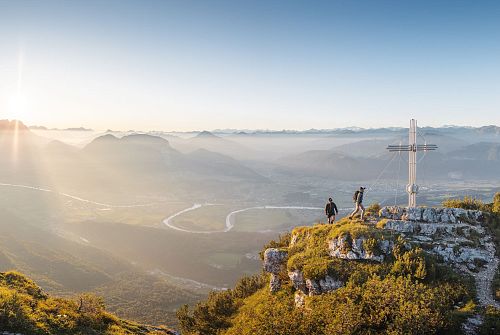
474 241 499 308
463 236 499 334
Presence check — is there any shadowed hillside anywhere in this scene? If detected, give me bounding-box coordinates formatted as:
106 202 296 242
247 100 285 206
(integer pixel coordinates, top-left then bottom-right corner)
0 271 177 335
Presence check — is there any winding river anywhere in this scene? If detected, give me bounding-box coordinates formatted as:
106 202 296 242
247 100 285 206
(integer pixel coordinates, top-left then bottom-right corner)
1 181 348 234
163 204 350 234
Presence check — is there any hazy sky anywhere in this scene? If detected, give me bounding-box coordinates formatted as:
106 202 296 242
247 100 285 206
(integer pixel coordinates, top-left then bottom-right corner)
0 0 499 131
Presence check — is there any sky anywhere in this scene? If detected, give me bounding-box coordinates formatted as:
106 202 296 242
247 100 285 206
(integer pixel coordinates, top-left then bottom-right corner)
0 0 499 131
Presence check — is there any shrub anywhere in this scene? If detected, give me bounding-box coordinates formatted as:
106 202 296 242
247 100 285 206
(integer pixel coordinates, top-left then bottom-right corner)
302 258 334 280
362 238 379 255
0 271 156 335
480 306 500 335
232 275 266 299
493 192 500 214
177 290 236 335
365 203 381 217
442 196 487 211
391 248 428 280
376 218 389 229
223 276 468 335
0 287 36 332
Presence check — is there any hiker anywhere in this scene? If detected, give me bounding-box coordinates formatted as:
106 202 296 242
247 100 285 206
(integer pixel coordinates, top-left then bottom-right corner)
325 197 339 224
349 187 365 220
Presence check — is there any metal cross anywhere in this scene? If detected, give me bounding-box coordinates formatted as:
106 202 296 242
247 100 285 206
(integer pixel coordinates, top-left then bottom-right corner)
386 119 438 208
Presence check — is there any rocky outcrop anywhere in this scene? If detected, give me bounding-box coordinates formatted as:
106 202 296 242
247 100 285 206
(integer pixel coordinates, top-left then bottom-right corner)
379 207 493 273
379 205 500 315
289 271 343 297
264 248 344 298
379 206 485 224
264 205 499 320
288 269 306 292
263 248 288 292
328 235 394 262
288 270 343 297
269 273 281 292
289 275 348 307
263 248 287 274
308 276 343 296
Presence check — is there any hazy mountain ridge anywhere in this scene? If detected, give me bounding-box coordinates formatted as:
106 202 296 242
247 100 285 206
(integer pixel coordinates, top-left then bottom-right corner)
1 120 499 333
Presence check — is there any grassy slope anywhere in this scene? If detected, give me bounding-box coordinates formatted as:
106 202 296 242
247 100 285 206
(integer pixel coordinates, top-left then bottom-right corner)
0 271 175 335
178 214 499 335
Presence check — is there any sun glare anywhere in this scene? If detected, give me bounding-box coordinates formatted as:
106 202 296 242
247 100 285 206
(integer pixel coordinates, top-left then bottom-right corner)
8 94 29 119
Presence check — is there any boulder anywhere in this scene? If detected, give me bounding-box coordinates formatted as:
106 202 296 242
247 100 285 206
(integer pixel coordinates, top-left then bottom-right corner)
269 273 281 293
263 248 287 274
431 245 491 270
318 276 343 292
288 270 306 293
328 235 388 262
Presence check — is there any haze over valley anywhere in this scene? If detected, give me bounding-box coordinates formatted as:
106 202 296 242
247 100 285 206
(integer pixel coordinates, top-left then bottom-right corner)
1 119 499 326
1 1 500 333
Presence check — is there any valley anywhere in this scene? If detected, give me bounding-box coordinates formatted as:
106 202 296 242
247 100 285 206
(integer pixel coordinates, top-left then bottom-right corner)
1 121 499 328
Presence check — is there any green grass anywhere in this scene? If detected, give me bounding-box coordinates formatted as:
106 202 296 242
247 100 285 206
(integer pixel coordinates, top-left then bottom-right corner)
285 218 395 282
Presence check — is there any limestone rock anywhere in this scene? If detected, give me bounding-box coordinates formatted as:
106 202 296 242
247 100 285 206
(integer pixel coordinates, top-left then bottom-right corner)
422 207 437 222
288 270 306 293
328 235 389 262
318 276 343 292
305 279 322 296
431 245 490 268
405 207 423 221
269 273 281 293
379 206 405 220
294 291 306 308
383 220 415 233
263 248 287 274
379 206 486 224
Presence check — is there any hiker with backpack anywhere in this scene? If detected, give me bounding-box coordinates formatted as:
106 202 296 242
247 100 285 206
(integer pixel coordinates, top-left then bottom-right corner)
325 197 339 224
349 187 366 220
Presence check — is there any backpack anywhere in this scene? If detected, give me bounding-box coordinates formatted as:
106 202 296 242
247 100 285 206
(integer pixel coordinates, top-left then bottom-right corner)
353 190 360 202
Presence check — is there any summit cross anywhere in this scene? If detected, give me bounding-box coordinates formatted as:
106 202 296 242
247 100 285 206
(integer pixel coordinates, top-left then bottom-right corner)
386 119 438 208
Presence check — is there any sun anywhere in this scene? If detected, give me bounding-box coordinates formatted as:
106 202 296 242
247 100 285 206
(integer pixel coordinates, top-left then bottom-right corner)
7 93 30 121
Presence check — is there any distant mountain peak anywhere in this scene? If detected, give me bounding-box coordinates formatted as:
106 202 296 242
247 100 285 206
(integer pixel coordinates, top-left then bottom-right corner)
0 119 30 131
477 125 500 135
93 134 119 142
195 130 218 138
